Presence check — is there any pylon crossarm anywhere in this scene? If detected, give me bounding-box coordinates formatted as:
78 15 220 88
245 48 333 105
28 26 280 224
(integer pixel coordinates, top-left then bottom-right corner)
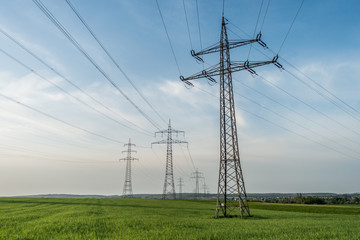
171 130 185 136
119 157 138 161
151 139 167 145
231 60 274 75
122 150 137 153
155 130 167 136
180 58 279 82
171 140 188 145
123 143 136 147
191 34 266 60
180 63 220 82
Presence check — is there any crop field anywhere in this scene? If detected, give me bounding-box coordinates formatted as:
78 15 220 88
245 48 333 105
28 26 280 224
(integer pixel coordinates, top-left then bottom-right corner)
0 198 359 239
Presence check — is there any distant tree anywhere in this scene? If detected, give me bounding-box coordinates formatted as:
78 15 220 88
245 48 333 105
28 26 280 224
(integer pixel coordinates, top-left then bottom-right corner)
304 196 326 205
352 196 360 204
295 193 304 204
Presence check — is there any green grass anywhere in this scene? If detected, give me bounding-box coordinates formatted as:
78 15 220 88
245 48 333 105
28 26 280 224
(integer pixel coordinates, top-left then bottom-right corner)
0 198 359 239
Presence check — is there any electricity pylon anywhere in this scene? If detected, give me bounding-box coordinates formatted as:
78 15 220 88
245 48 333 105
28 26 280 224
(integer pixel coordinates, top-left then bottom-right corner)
202 181 208 198
191 169 203 200
152 120 188 199
180 16 282 217
119 138 138 198
177 177 184 199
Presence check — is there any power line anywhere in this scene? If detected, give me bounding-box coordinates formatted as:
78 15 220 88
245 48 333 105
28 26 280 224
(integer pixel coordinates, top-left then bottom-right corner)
277 0 305 54
0 144 117 164
198 50 360 150
256 73 360 138
282 67 360 123
154 0 182 75
0 46 153 137
0 28 152 136
233 89 360 156
196 69 360 149
32 0 162 130
232 76 360 148
260 0 271 31
226 20 360 138
185 144 196 171
195 0 203 51
0 150 117 164
64 0 167 126
222 0 225 16
182 0 193 50
0 92 125 145
178 144 196 173
278 54 360 119
154 0 199 174
247 0 264 59
192 85 360 161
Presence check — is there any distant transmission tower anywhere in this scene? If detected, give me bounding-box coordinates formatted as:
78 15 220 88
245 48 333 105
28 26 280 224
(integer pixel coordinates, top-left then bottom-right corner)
180 16 282 217
177 177 184 199
152 120 188 199
191 169 203 200
119 138 138 198
202 180 208 198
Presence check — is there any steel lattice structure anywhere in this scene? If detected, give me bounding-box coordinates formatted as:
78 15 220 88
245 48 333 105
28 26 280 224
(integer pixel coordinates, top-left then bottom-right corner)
191 169 203 200
180 16 282 217
119 138 138 198
177 177 184 199
152 120 187 199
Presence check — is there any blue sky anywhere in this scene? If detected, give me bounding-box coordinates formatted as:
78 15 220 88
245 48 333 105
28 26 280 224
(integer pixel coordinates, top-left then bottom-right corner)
0 0 360 196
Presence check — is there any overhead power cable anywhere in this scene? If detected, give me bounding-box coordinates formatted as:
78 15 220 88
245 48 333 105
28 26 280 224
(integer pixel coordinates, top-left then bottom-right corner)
0 47 152 137
64 0 167 126
247 0 264 59
154 0 182 75
182 0 193 50
222 0 225 16
154 0 200 174
186 144 197 171
0 28 152 134
32 0 161 130
232 76 360 148
227 20 360 137
0 28 152 136
194 70 360 156
0 144 116 164
233 89 360 156
200 55 360 148
0 92 125 144
178 144 196 172
277 0 304 54
278 55 360 119
282 68 360 123
260 0 271 31
192 85 360 161
195 0 203 51
0 151 117 164
256 73 360 138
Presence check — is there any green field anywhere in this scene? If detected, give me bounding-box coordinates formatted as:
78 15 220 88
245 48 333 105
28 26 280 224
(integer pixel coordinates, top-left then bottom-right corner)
0 198 359 239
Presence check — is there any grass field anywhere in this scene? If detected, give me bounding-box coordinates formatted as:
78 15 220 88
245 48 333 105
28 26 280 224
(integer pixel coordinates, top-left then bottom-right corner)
0 198 359 239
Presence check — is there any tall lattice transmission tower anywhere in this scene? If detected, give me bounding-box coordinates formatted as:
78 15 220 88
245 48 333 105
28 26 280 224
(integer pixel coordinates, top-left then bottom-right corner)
119 138 138 198
202 180 208 198
180 16 282 217
191 169 203 200
152 120 188 199
177 177 184 199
